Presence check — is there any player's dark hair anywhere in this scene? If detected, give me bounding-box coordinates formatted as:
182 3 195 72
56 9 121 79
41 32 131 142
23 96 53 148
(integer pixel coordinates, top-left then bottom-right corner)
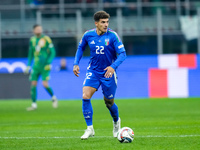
93 11 110 22
33 24 41 29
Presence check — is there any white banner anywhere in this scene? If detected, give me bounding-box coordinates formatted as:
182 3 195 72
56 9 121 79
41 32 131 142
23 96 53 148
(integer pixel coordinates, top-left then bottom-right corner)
180 16 198 41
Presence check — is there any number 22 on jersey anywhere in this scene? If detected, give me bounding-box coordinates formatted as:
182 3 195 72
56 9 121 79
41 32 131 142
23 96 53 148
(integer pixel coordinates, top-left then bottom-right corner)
96 46 104 54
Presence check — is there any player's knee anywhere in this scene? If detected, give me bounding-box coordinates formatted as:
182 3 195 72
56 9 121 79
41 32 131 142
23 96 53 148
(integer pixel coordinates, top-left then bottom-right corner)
82 92 91 99
104 98 114 108
42 81 48 88
31 81 37 86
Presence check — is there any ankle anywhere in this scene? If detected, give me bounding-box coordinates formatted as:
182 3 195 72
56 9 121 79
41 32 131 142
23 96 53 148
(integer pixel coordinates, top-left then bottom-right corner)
32 102 37 108
87 125 94 130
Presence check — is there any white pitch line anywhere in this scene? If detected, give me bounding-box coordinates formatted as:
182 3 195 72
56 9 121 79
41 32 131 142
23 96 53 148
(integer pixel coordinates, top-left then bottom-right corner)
1 125 200 134
144 125 200 130
0 120 111 126
0 135 200 139
138 135 200 138
0 129 112 134
0 122 66 126
1 121 200 130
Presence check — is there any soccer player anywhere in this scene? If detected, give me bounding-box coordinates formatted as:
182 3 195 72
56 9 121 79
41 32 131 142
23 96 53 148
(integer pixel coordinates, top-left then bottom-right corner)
24 24 58 111
73 11 126 139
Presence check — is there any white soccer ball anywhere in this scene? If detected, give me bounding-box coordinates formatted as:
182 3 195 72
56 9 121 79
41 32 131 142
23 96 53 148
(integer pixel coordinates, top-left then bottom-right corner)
117 127 134 143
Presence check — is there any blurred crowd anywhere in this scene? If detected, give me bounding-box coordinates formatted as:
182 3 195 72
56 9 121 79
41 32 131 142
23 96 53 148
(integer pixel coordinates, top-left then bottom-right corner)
26 0 199 17
1 0 199 5
27 0 200 5
1 0 199 18
27 0 98 5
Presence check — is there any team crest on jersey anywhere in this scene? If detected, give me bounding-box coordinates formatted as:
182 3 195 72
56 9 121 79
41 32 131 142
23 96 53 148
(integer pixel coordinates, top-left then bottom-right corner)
38 39 45 47
105 39 109 46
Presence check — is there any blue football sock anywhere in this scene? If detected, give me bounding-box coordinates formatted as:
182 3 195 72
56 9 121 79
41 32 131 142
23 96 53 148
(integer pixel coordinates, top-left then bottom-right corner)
82 99 93 126
108 103 119 122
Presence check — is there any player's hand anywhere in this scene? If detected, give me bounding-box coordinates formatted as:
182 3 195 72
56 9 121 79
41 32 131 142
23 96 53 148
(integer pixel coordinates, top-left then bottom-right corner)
24 66 31 74
44 64 51 71
104 66 115 78
73 65 80 77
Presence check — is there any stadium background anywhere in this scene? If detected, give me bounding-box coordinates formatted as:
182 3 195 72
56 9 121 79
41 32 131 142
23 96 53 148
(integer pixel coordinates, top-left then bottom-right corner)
0 0 200 99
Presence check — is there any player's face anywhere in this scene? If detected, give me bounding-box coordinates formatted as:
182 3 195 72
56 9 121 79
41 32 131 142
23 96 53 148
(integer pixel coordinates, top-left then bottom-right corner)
33 26 43 37
95 18 109 35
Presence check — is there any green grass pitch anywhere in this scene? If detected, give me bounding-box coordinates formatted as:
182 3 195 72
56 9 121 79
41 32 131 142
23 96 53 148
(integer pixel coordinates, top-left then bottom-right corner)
0 98 200 150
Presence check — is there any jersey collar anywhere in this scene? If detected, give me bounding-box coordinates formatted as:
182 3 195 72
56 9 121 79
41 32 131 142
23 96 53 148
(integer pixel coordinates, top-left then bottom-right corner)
95 28 108 36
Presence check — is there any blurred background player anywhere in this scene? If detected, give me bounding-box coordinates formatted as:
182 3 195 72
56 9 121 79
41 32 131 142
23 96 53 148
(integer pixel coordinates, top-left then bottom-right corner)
73 11 126 140
24 24 58 111
59 58 68 71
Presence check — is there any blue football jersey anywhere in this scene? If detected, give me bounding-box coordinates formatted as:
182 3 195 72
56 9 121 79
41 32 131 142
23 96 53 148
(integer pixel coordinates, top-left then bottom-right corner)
74 28 126 72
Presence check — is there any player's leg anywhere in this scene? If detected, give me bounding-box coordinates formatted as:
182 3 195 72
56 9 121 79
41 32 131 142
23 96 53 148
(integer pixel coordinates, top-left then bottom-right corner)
101 72 120 137
42 81 53 96
27 70 39 111
31 81 37 104
42 70 58 108
104 97 121 137
81 86 96 139
82 86 96 126
81 70 100 139
104 97 119 122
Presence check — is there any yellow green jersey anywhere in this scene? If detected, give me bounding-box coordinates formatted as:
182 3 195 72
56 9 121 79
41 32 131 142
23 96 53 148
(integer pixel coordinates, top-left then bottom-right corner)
27 35 56 70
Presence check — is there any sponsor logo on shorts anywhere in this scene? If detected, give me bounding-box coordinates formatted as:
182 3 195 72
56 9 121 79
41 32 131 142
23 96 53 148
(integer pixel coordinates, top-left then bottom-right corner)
108 94 113 98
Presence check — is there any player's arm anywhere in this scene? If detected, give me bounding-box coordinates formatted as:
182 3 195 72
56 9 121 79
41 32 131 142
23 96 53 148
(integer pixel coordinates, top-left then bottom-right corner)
45 36 56 70
104 34 126 78
73 65 80 77
104 51 126 78
110 51 126 70
111 33 126 70
73 34 87 77
24 40 33 74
